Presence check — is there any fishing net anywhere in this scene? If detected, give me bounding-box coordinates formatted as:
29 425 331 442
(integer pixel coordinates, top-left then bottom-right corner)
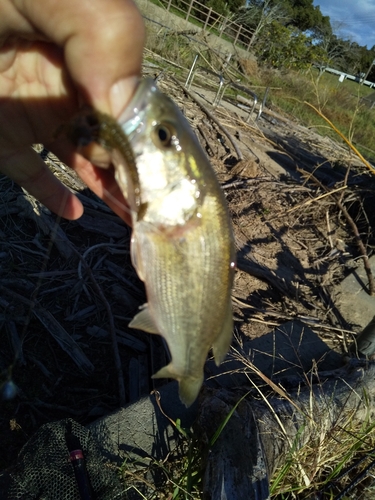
2 418 125 500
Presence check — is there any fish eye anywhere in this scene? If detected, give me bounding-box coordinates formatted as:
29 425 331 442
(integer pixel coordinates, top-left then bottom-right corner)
152 123 176 148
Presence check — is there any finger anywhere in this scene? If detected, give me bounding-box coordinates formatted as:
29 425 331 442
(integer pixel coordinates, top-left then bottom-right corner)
47 138 132 225
14 0 145 115
76 161 133 226
0 147 83 220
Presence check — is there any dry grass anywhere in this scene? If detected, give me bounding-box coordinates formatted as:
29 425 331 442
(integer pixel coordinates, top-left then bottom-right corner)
271 419 375 498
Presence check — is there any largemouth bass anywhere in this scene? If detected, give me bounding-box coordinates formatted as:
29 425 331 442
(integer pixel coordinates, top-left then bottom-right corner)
70 78 236 407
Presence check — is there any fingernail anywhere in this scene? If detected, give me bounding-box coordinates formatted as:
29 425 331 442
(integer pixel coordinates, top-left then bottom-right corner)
109 76 139 118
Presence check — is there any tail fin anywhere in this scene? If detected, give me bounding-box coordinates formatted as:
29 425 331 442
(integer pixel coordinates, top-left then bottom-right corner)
178 374 204 408
152 364 203 407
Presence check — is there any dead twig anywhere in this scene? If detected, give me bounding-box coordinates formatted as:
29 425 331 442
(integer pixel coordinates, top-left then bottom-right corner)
0 285 94 374
169 74 244 161
232 296 355 335
304 102 375 175
75 250 126 406
282 185 347 215
297 167 375 296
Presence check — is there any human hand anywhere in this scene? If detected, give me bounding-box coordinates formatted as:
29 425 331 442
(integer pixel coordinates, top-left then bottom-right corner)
0 0 145 225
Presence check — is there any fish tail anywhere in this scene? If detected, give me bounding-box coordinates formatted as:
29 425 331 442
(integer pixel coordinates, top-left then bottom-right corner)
152 364 203 407
178 375 204 408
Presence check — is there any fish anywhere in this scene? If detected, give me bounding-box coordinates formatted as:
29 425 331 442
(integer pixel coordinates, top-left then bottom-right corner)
69 78 236 407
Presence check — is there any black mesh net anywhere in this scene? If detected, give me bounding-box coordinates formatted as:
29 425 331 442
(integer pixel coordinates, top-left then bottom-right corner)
3 419 126 500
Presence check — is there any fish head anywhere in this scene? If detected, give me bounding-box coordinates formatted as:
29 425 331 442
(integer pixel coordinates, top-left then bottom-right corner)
119 78 204 167
117 78 212 228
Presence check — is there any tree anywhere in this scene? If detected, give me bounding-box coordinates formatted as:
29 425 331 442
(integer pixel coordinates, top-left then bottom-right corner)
226 0 246 12
254 22 317 70
312 23 354 78
367 47 375 81
269 0 329 33
235 0 291 47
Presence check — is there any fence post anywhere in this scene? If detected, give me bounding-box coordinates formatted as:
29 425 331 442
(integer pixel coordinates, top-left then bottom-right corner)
203 7 212 31
222 52 232 71
167 0 172 11
219 17 226 39
233 24 242 46
186 0 193 21
247 32 255 51
185 54 199 88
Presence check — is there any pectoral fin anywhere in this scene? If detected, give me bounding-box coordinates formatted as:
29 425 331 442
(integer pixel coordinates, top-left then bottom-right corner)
212 300 233 366
129 304 159 334
152 363 203 407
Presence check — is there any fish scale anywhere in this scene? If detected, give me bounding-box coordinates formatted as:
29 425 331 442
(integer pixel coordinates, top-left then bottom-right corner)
131 188 234 406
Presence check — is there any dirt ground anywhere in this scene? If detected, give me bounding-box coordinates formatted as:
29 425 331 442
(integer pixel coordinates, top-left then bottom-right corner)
1 68 375 471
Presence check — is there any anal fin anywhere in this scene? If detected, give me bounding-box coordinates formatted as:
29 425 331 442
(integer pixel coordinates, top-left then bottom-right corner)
129 304 159 334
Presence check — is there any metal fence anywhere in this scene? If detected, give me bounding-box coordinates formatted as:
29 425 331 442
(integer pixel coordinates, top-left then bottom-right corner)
158 0 255 51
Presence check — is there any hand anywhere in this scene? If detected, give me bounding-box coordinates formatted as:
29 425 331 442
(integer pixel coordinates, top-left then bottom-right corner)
0 0 145 225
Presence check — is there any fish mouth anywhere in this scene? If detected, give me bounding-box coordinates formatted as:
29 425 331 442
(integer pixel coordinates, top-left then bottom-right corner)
118 78 158 137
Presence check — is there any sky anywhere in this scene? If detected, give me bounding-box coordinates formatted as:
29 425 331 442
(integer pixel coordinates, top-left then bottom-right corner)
314 0 375 49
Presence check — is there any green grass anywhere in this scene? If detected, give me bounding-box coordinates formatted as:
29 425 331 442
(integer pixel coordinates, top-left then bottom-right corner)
270 413 375 498
119 382 375 499
119 392 250 499
250 67 375 161
146 0 247 51
315 69 374 98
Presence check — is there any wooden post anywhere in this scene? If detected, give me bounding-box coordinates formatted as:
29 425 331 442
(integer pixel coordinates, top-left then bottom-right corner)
219 17 226 39
185 0 193 21
204 7 212 31
233 24 242 46
247 33 254 51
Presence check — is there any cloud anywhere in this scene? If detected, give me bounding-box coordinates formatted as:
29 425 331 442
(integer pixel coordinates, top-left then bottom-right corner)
314 0 375 48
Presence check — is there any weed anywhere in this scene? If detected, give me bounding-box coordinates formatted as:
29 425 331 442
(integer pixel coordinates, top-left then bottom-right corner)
118 389 251 499
270 413 375 498
227 344 375 499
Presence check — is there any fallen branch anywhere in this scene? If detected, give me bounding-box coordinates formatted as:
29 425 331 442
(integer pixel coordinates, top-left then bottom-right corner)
297 167 375 296
169 74 244 161
0 285 94 374
75 251 126 406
